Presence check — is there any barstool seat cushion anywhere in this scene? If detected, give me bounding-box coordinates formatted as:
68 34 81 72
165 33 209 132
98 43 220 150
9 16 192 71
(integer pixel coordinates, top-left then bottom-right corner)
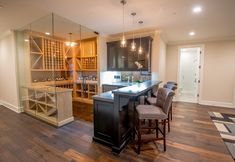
136 105 167 120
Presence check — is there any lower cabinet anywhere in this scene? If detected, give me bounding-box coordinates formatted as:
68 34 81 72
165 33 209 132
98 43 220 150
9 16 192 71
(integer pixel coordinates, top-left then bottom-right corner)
93 100 114 146
23 86 74 127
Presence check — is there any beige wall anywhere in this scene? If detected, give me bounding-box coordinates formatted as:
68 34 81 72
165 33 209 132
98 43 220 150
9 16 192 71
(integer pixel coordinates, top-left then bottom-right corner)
97 35 108 93
158 36 166 83
97 36 107 72
166 40 235 107
151 32 166 82
0 30 21 112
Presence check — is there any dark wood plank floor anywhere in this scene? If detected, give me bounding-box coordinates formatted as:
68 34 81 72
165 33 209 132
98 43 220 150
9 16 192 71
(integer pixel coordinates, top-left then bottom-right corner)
0 102 234 162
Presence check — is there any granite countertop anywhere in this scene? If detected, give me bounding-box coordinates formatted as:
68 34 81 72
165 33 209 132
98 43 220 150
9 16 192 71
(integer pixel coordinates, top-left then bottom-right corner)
102 81 137 87
93 91 114 102
93 80 161 102
112 80 161 96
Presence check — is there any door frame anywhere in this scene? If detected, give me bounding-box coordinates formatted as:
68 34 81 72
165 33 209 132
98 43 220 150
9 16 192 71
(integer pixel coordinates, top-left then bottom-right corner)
177 44 205 103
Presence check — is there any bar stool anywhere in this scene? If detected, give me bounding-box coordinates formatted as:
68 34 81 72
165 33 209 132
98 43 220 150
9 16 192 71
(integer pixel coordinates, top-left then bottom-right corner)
135 88 174 154
146 83 177 132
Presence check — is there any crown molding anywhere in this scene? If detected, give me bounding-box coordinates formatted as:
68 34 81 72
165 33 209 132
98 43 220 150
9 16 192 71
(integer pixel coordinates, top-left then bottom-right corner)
167 36 235 45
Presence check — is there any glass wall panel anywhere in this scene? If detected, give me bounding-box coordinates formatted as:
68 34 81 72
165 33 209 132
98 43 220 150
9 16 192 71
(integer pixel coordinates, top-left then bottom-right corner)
16 13 98 126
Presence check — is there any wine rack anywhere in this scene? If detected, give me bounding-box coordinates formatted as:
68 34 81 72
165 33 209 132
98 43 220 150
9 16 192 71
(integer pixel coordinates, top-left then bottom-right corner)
43 39 64 70
80 57 97 70
24 86 74 127
28 33 98 105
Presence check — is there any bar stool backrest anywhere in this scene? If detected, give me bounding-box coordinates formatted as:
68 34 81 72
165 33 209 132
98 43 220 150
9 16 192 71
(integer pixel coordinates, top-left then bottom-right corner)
166 81 177 86
163 84 177 91
156 88 175 115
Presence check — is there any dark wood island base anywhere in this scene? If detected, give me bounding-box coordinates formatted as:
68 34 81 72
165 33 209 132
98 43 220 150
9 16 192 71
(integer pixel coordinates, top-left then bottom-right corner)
93 81 161 154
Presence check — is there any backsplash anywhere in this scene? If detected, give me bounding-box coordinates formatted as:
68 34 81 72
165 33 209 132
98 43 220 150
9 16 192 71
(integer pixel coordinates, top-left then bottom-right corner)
121 71 151 82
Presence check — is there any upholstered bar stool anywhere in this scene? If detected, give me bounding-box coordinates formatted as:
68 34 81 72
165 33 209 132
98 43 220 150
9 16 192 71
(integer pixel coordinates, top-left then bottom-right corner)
145 83 177 132
135 88 174 154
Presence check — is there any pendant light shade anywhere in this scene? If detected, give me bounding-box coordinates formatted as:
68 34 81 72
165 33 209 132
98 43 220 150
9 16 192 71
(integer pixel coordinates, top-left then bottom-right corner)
138 20 143 54
120 0 127 48
65 33 77 47
130 12 136 52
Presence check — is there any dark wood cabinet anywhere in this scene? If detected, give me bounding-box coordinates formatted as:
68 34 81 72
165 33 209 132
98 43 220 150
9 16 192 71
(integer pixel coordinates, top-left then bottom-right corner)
93 100 114 146
107 36 152 71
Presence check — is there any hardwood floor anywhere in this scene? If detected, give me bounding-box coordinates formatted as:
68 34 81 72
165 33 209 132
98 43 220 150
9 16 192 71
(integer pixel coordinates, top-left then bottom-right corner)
0 102 234 162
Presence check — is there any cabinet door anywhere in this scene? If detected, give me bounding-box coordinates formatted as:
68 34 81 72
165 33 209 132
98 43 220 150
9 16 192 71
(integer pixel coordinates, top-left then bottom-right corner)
94 101 114 144
81 38 97 57
107 36 152 71
107 41 127 70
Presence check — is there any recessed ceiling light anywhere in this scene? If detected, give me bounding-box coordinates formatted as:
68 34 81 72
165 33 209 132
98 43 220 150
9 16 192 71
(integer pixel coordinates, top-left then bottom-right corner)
45 32 50 35
193 6 202 13
189 32 195 36
24 39 29 42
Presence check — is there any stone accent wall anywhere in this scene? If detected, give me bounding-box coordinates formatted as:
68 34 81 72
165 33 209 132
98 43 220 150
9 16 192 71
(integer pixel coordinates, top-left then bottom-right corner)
121 71 151 82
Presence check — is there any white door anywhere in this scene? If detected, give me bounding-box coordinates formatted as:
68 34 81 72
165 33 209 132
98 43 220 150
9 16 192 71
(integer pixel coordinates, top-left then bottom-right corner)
178 47 201 103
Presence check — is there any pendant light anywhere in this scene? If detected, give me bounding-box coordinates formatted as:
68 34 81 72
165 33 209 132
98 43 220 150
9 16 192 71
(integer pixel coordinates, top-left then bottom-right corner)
138 20 143 54
120 0 127 48
130 12 136 52
65 33 77 47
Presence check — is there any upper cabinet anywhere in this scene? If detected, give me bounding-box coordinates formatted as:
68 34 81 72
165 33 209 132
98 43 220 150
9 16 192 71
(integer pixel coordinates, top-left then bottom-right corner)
77 37 97 71
107 36 152 71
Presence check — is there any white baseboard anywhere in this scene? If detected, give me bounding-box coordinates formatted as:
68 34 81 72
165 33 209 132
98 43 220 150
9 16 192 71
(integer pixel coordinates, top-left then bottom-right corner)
0 100 23 113
58 117 74 127
199 100 235 108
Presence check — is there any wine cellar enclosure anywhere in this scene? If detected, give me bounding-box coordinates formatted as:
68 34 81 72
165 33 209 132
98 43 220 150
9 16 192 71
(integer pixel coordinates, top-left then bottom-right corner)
14 14 100 127
21 27 98 126
28 31 98 104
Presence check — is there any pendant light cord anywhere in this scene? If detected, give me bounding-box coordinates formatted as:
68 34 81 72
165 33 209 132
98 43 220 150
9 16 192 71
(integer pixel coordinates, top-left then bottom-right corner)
132 14 134 42
122 1 125 38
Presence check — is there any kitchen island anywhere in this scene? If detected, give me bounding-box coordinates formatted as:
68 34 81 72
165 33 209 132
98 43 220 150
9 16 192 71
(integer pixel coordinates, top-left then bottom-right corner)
93 80 161 154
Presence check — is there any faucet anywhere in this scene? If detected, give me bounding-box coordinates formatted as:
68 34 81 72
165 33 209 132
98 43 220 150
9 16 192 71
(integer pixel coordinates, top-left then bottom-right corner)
127 76 130 83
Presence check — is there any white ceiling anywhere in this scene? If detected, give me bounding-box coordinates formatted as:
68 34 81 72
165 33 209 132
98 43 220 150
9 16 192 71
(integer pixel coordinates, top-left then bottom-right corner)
1 0 235 43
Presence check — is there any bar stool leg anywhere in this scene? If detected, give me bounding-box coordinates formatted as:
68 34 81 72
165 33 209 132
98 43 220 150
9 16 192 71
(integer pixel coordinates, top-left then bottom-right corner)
163 120 166 151
148 119 152 133
168 114 170 132
170 103 173 121
137 119 141 154
155 120 159 138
